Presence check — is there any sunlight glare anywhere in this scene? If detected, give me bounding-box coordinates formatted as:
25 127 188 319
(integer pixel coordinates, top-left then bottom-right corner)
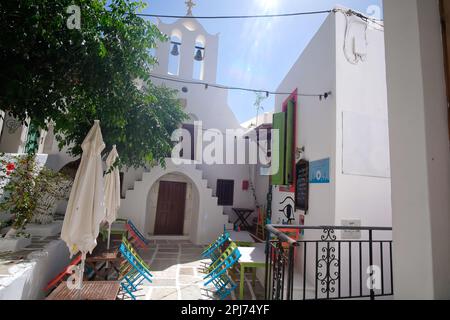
259 0 278 11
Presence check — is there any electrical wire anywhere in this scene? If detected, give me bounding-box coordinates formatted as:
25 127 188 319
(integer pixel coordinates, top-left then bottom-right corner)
136 8 384 27
149 74 332 100
136 10 333 20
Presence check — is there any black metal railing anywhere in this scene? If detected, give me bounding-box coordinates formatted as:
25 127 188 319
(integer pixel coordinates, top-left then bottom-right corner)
264 225 394 300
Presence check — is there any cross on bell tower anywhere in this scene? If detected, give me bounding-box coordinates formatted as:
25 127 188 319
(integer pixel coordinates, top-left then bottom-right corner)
185 0 196 16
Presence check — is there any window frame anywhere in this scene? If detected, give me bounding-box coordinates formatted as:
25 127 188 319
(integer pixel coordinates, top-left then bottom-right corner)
216 179 235 206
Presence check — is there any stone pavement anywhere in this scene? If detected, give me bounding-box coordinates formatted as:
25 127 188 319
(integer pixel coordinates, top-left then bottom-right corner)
117 240 265 301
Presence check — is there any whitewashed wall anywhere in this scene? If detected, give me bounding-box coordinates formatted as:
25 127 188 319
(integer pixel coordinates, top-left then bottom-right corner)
384 0 450 299
267 10 393 297
334 11 392 230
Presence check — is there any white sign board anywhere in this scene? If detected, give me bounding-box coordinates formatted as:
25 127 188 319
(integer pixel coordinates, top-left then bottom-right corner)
342 111 391 178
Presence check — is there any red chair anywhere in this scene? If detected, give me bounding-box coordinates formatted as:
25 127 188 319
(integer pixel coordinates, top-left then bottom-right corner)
125 223 149 249
44 254 82 292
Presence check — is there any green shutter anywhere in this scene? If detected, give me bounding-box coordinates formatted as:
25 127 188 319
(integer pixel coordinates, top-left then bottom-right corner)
272 112 286 185
25 123 40 155
285 100 295 184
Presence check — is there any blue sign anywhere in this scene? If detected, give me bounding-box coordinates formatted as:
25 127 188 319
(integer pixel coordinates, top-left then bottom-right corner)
309 158 330 184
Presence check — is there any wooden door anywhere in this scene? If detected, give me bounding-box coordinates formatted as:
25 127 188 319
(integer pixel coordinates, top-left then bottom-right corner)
154 181 187 235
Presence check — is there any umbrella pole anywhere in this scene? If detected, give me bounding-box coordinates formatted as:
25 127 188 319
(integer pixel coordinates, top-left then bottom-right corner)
78 253 86 300
106 224 112 270
107 224 112 250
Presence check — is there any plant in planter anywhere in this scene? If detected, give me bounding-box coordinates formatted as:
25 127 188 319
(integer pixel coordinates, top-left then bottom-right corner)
0 153 70 238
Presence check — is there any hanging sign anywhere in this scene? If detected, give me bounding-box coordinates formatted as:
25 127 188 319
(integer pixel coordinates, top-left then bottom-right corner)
309 158 330 184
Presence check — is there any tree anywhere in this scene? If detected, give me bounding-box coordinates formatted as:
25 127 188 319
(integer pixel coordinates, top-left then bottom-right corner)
0 0 187 167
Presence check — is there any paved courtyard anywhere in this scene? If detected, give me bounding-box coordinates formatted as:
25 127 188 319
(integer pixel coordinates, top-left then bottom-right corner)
117 240 265 301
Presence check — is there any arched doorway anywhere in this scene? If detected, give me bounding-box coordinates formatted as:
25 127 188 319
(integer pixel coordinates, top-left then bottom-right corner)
154 181 187 235
145 172 200 237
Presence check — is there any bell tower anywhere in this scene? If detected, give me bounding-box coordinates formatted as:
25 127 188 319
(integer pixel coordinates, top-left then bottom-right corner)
153 1 219 83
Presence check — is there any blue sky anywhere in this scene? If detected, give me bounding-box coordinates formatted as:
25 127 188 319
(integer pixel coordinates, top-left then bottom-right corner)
142 0 383 123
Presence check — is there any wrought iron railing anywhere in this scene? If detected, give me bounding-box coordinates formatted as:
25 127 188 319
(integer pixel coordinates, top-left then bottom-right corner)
265 225 394 300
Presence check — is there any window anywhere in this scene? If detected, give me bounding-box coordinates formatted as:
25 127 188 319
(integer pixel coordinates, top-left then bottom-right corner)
216 179 234 206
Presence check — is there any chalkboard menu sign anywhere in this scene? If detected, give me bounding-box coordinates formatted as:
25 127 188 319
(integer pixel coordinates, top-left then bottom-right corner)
295 160 309 212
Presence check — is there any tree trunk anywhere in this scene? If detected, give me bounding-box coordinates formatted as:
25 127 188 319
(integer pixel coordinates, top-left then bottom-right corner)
4 227 18 239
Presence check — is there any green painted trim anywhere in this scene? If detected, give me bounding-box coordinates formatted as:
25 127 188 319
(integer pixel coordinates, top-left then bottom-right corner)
271 112 286 185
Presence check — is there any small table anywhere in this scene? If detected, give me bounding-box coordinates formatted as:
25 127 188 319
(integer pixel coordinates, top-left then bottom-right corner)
85 251 123 280
228 231 255 247
237 244 266 300
46 281 121 300
232 208 254 230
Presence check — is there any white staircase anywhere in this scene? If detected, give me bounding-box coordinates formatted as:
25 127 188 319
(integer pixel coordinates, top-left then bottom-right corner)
118 160 232 245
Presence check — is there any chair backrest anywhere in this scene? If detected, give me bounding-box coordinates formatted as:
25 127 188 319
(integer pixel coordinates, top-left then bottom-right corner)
207 231 230 251
208 242 239 271
202 231 230 256
204 246 241 285
119 243 152 280
121 236 151 270
127 220 149 244
44 254 82 291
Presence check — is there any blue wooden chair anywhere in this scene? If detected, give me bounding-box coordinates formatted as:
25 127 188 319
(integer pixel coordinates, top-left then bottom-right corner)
204 246 241 286
119 243 153 300
202 231 230 260
209 273 238 300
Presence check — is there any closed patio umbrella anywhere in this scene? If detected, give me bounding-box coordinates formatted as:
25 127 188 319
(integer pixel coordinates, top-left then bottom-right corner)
61 120 106 289
104 145 120 250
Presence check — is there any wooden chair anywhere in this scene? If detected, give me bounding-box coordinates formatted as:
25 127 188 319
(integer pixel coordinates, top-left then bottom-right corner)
255 207 267 240
202 231 230 261
44 254 82 292
204 242 241 285
119 243 153 300
210 273 238 300
125 220 150 249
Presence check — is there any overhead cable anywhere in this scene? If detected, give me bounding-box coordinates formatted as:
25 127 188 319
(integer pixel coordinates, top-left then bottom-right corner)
149 74 332 100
